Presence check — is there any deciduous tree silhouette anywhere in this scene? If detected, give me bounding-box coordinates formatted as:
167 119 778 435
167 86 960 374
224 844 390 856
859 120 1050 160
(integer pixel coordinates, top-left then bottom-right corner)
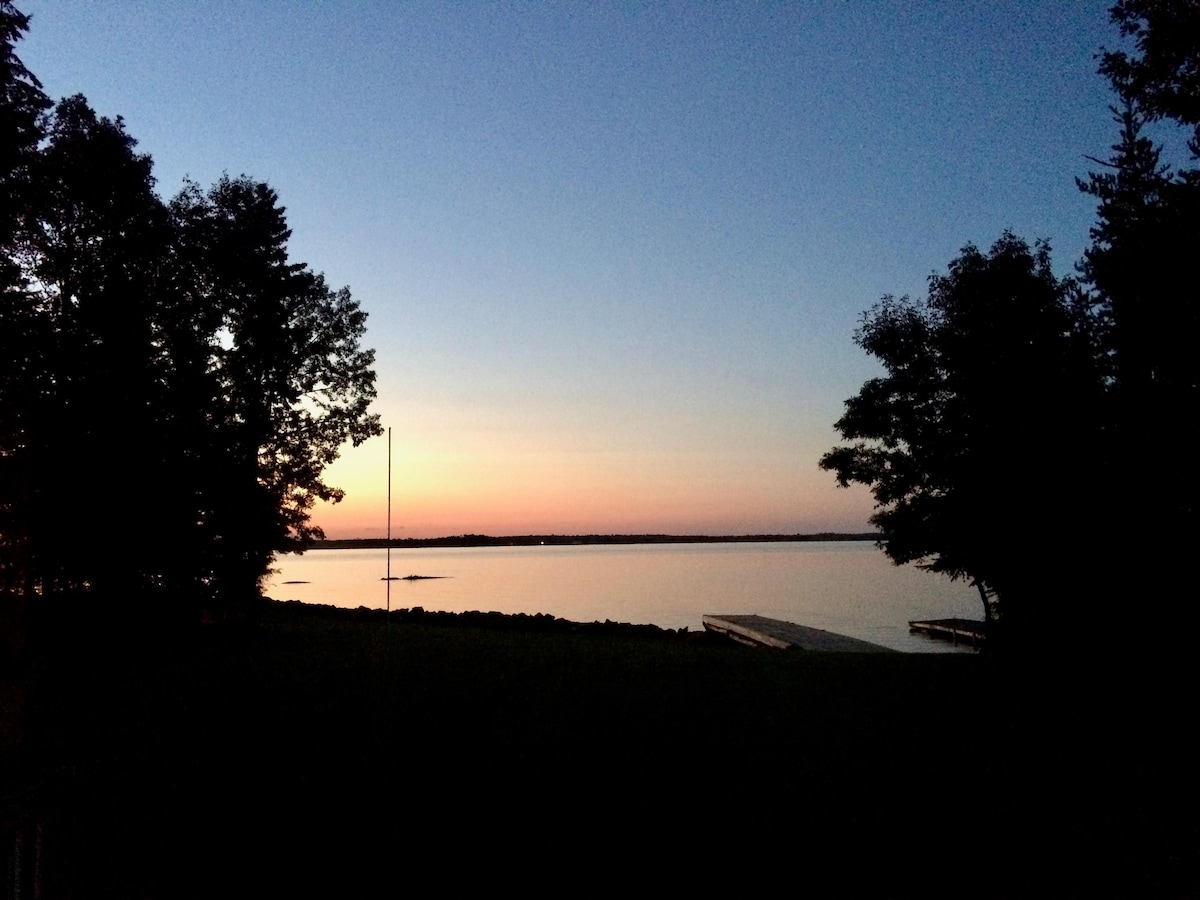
825 2 1200 654
0 9 381 617
168 176 381 612
26 96 174 598
820 235 1104 649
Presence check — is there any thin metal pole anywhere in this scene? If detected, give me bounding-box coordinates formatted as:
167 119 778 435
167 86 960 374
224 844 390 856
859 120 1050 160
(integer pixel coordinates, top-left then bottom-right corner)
386 426 392 615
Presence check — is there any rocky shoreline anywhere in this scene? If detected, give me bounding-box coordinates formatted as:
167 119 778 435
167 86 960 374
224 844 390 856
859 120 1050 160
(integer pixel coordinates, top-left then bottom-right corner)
266 597 702 642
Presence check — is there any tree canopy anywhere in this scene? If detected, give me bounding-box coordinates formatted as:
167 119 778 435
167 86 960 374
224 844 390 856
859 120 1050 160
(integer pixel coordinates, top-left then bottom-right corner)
823 1 1200 653
1100 0 1200 153
820 235 1103 637
0 7 381 616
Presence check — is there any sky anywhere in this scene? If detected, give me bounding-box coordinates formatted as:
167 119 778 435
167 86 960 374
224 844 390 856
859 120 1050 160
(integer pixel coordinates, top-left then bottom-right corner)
18 1 1124 539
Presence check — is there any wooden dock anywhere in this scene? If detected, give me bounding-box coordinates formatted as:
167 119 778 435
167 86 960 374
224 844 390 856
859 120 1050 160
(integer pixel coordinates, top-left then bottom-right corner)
702 614 894 652
908 618 987 648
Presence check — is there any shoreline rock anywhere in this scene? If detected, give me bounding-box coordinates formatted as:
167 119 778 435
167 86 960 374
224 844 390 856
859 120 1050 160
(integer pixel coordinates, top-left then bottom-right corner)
265 597 698 641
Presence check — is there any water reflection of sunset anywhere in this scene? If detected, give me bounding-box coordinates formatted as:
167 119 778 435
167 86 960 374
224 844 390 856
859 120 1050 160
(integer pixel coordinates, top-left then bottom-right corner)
267 542 979 651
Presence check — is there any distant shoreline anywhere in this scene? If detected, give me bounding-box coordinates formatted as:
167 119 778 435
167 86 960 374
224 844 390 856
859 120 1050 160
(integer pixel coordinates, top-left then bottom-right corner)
309 532 880 550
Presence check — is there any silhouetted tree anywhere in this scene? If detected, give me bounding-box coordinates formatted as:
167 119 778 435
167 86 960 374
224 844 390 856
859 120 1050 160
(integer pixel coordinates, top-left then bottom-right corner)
1100 0 1200 154
167 176 381 610
1087 0 1200 441
0 2 45 281
820 235 1104 647
825 3 1200 654
25 96 175 598
0 8 381 617
1077 1 1200 638
0 2 50 596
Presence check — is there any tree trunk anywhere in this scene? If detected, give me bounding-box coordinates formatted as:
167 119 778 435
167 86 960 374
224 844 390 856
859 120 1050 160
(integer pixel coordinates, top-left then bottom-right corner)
975 581 993 625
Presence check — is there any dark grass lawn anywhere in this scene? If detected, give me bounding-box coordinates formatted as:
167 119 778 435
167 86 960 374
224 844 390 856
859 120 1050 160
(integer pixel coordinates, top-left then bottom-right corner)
5 600 1197 897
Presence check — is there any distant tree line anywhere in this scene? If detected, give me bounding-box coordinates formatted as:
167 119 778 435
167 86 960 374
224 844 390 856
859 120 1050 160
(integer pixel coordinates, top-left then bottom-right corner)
821 1 1200 655
313 533 878 550
0 3 380 619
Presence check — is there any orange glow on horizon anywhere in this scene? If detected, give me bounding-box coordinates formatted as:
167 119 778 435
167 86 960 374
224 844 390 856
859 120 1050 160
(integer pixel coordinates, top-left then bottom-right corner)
309 461 876 539
304 415 876 541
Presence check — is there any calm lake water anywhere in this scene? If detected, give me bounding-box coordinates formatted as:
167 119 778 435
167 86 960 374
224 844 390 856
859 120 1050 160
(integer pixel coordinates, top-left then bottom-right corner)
265 541 981 653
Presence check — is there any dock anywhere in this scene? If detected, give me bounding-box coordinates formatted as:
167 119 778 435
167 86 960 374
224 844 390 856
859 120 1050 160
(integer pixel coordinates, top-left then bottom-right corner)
702 614 894 652
908 618 987 648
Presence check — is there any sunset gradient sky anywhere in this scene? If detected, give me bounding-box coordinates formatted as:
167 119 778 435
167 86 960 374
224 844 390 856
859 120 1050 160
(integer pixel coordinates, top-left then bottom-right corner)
20 2 1122 538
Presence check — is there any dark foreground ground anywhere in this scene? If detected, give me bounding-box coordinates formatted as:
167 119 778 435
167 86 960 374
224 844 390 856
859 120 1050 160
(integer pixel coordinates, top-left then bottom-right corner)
3 599 1197 897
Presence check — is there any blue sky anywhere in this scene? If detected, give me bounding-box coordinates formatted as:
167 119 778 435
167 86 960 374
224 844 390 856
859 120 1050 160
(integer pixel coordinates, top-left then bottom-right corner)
19 1 1123 537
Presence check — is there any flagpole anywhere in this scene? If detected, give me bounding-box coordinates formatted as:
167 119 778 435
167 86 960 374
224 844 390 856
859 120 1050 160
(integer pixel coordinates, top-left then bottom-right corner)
386 426 392 616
